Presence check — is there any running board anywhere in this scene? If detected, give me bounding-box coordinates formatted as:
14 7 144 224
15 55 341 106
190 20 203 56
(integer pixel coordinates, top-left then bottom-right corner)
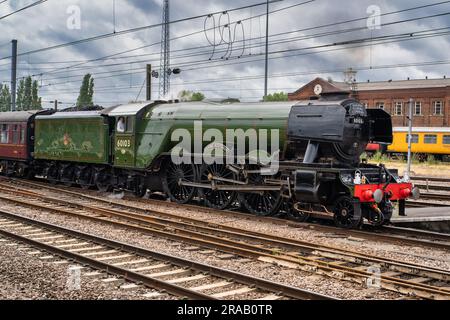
179 181 282 192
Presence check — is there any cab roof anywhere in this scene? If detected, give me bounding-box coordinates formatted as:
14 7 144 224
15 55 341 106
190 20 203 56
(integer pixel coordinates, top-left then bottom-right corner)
102 102 160 117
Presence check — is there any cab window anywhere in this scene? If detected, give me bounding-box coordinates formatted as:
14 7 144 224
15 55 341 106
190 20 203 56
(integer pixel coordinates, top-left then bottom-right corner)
0 124 9 144
126 117 134 133
406 134 419 144
116 117 134 133
424 135 437 144
444 135 450 145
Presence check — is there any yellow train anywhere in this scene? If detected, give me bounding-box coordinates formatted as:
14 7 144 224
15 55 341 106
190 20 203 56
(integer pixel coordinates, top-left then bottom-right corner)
387 127 450 161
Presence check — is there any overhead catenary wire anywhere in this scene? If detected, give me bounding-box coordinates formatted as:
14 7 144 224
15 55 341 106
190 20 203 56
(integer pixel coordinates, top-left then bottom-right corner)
31 24 450 87
0 0 48 21
37 58 450 92
0 0 289 60
13 0 316 77
8 2 449 82
4 0 446 68
8 7 450 84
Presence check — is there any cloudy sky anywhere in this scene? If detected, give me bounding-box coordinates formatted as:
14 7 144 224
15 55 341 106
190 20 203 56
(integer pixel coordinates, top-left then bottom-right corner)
0 0 449 108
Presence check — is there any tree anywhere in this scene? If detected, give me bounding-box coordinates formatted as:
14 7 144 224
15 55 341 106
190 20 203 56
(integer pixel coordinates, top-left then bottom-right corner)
23 76 33 109
16 79 25 111
263 92 288 102
178 90 205 102
31 80 42 110
76 74 95 108
0 84 11 112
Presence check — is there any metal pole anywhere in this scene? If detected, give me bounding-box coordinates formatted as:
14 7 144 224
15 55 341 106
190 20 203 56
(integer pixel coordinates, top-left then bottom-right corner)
10 40 17 112
264 0 269 100
406 98 413 181
54 100 58 111
146 64 152 101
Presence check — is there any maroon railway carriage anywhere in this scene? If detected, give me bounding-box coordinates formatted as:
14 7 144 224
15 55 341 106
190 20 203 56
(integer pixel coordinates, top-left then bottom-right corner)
0 110 50 177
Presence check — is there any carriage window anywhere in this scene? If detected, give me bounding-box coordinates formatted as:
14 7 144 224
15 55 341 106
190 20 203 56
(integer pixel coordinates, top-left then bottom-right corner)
424 135 437 144
0 124 9 144
20 126 25 144
406 134 419 144
444 136 450 145
12 125 20 144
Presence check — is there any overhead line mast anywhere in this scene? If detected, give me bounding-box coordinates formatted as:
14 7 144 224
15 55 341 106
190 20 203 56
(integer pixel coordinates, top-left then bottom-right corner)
159 0 170 98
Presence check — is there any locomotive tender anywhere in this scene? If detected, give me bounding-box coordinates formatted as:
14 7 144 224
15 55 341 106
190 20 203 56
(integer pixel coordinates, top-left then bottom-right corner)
0 96 418 228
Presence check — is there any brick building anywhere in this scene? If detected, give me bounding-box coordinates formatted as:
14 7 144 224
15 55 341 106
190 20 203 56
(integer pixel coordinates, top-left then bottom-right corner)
288 77 450 127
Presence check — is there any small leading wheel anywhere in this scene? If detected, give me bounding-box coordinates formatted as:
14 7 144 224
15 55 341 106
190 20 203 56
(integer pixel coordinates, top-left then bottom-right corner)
238 166 282 217
198 164 237 210
162 162 197 204
333 196 362 229
287 203 311 223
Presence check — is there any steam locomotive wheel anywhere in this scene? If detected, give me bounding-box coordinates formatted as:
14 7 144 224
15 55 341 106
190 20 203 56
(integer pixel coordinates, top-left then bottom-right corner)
95 169 112 192
47 164 60 184
238 168 282 216
0 161 6 175
333 196 362 229
76 166 93 189
162 162 197 204
198 164 237 210
61 165 76 187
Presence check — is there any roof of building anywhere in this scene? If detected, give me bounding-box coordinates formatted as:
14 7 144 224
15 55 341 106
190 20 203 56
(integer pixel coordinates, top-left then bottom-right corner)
329 78 450 92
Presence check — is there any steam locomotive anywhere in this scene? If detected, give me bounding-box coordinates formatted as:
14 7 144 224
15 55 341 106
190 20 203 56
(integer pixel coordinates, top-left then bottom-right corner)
0 94 418 228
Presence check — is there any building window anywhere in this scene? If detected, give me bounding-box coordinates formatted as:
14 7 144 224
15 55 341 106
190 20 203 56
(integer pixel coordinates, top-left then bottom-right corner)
444 135 450 145
376 102 385 110
424 135 437 144
414 102 422 115
395 102 403 115
434 101 443 115
406 134 419 144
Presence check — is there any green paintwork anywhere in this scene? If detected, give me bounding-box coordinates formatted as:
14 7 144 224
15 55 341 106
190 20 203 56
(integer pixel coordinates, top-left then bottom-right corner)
33 101 295 170
130 101 293 169
34 113 110 164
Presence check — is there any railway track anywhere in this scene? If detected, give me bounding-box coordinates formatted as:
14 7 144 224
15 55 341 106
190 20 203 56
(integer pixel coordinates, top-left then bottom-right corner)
0 178 450 299
407 176 450 207
411 177 450 184
2 177 449 251
0 210 329 300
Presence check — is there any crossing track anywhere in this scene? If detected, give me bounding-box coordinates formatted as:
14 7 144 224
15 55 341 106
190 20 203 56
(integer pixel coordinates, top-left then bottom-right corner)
0 210 332 300
408 176 450 207
0 178 450 299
